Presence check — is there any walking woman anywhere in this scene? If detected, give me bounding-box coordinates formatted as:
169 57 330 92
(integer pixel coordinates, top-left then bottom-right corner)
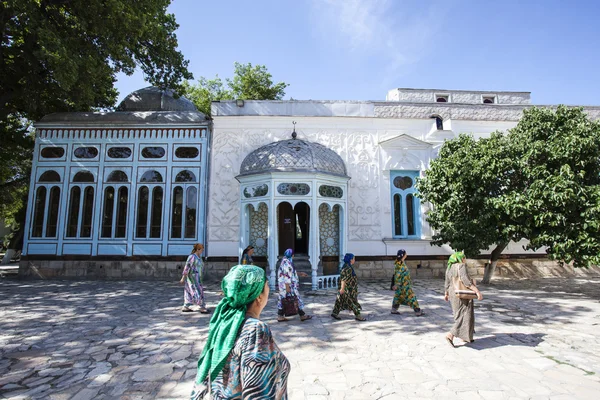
444 252 483 347
331 253 366 321
180 243 209 313
241 245 254 265
277 249 312 322
391 249 423 316
190 265 289 399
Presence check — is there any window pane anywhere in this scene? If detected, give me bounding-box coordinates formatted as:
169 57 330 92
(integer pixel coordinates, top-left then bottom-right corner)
115 187 128 238
107 170 128 182
407 194 415 236
393 176 413 190
141 147 165 158
175 147 199 158
39 170 61 182
171 187 183 238
393 194 402 236
101 187 115 238
140 170 163 183
107 147 132 158
73 171 94 182
74 147 98 159
41 147 65 158
46 186 60 237
80 187 94 238
150 187 163 238
175 170 196 182
185 187 197 239
136 187 149 238
66 187 81 237
32 187 47 237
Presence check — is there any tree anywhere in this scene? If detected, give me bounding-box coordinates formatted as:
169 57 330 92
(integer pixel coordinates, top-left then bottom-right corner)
417 133 524 283
509 106 600 269
183 62 289 116
1 0 192 256
417 106 600 283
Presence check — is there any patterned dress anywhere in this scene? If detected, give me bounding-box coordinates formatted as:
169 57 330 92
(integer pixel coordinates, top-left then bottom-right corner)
392 260 420 310
183 254 206 308
190 318 290 400
277 258 304 311
445 263 475 342
332 264 362 316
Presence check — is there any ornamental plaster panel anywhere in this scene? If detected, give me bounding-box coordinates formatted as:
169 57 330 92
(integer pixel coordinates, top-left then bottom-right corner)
374 104 526 121
318 204 340 256
249 203 269 256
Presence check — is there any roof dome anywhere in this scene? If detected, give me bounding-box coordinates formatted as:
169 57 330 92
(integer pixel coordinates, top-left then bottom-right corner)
117 86 198 112
239 138 348 177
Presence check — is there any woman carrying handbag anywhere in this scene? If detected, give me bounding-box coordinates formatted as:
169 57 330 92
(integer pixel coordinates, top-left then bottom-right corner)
277 249 312 322
444 252 483 347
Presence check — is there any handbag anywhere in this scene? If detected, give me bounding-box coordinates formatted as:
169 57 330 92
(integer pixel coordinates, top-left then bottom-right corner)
453 275 478 300
281 294 299 316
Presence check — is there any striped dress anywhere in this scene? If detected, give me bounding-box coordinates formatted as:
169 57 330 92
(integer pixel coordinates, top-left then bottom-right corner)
190 318 290 400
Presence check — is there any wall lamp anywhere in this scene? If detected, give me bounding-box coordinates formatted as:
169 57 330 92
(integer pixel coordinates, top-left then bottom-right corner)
236 99 244 107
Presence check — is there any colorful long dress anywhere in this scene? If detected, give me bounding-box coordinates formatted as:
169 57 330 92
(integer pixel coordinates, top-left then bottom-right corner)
183 254 206 308
332 264 362 316
277 257 304 312
190 318 289 400
392 260 420 310
445 263 475 342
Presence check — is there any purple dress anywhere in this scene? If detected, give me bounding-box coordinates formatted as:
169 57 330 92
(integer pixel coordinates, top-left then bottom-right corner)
183 254 206 308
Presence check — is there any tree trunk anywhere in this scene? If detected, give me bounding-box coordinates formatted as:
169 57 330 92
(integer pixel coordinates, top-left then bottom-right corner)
0 227 23 265
481 242 508 284
0 249 16 265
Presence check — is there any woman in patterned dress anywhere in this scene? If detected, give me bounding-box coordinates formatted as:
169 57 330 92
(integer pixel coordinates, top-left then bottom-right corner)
191 265 290 400
444 252 483 347
180 243 209 313
241 245 254 265
391 249 423 316
331 253 366 321
277 249 312 322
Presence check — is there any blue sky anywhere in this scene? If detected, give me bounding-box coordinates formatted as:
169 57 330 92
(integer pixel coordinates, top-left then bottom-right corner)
115 0 600 105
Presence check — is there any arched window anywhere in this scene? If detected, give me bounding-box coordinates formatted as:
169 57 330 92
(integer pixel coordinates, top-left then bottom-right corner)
175 170 196 182
73 171 94 182
46 187 61 237
66 187 81 237
185 187 197 238
65 183 95 238
31 187 47 237
136 186 163 239
107 170 128 182
140 170 163 183
102 186 128 238
171 182 198 239
39 170 61 182
431 115 444 130
391 171 421 239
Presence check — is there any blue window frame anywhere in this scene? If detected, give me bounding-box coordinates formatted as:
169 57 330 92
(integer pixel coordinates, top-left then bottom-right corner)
390 170 421 239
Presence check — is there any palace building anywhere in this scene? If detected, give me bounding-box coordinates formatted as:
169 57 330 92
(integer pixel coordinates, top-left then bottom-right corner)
20 87 600 285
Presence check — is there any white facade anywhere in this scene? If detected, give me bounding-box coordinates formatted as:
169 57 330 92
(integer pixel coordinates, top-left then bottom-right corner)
207 89 600 282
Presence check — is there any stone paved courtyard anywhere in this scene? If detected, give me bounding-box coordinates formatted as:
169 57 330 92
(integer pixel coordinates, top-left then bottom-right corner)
1 277 600 400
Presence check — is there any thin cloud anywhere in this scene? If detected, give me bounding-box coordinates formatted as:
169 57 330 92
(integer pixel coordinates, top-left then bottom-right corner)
310 0 448 85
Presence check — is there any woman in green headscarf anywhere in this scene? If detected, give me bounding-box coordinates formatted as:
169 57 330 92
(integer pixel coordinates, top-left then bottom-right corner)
190 265 290 400
444 252 483 348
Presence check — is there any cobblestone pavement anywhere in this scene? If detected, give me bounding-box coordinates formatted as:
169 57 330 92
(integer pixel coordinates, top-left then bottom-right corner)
1 277 600 399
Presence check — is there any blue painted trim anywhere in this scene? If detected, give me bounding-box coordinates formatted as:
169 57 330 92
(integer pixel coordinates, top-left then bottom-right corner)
390 170 421 239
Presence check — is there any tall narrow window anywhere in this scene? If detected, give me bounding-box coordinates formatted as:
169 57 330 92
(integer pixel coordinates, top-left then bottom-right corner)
391 171 421 239
80 187 94 237
185 187 197 238
136 187 149 238
66 187 81 237
32 187 47 237
393 194 402 236
46 187 60 237
171 187 183 238
115 187 128 238
150 187 163 238
102 187 115 238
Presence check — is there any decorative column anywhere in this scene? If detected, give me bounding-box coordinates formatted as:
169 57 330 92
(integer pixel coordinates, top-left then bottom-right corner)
268 198 277 288
310 193 320 290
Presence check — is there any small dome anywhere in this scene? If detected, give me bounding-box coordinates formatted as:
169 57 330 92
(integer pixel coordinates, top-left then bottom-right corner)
239 139 348 177
117 86 198 112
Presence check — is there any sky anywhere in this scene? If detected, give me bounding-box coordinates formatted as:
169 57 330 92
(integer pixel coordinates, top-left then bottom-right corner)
115 0 600 106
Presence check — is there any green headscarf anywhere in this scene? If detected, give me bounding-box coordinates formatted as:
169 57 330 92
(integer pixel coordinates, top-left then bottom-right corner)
195 264 266 384
447 251 466 269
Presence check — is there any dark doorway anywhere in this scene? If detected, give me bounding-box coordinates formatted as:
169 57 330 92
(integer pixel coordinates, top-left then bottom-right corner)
278 202 310 255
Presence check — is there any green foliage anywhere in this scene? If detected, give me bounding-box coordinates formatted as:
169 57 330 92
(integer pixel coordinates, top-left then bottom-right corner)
1 0 192 246
183 62 289 116
417 132 522 258
418 106 600 268
509 106 600 267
